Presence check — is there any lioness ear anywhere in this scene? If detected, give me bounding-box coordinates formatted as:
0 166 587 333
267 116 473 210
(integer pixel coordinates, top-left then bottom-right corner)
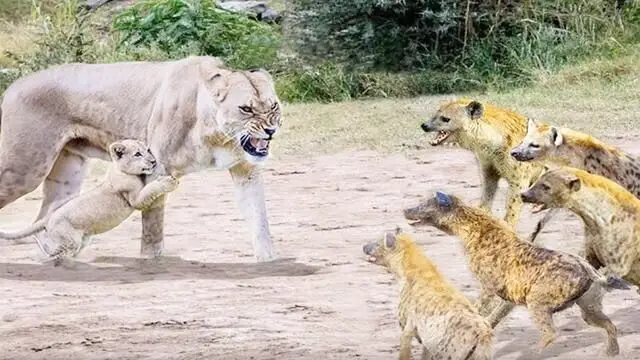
109 142 126 159
466 101 483 120
568 176 581 192
550 127 563 147
435 191 453 210
384 232 396 249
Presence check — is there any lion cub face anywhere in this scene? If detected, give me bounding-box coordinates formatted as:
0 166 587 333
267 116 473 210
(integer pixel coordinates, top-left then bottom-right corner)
511 118 562 162
521 168 581 211
211 69 282 164
108 139 157 176
421 100 484 146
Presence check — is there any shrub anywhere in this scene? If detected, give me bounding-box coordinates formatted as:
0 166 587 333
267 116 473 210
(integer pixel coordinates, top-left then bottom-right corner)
111 0 281 69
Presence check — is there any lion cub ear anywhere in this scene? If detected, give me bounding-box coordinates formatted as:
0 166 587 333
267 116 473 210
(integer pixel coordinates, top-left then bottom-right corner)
109 142 127 160
466 101 484 120
384 232 396 249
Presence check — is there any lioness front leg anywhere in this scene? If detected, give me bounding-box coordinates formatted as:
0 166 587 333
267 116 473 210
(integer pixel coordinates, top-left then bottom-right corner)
135 176 179 258
230 163 275 262
130 176 179 211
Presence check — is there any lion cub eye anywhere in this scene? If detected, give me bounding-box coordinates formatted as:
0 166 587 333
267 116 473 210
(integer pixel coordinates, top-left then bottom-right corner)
239 106 253 113
441 116 451 123
134 152 143 157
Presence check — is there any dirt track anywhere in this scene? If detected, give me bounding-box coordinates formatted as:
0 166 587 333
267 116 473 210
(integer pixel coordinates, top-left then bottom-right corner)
1 139 640 360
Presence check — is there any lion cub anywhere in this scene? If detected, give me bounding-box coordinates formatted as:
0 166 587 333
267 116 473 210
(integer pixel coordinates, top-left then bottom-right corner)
363 229 493 360
522 166 640 290
404 192 628 356
0 139 178 265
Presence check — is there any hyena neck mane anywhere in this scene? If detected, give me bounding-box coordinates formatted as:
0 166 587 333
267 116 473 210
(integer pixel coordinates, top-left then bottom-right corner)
556 129 640 195
445 207 519 251
389 236 442 282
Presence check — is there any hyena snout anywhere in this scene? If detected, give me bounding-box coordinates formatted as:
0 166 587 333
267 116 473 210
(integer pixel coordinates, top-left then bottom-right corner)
510 147 530 161
520 190 536 203
420 122 431 132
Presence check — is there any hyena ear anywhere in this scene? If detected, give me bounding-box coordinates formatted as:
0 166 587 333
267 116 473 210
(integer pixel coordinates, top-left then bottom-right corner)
466 101 484 120
527 117 537 132
394 226 402 235
568 176 582 192
384 232 396 249
109 142 126 159
435 191 453 210
550 127 563 147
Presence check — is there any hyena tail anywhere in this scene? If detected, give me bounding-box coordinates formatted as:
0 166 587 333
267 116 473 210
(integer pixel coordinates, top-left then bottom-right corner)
578 257 631 291
465 326 493 360
0 218 47 240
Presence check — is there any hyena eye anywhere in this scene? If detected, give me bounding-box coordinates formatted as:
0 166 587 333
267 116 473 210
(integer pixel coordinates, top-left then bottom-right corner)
541 183 550 191
530 143 540 149
134 152 143 157
441 116 451 123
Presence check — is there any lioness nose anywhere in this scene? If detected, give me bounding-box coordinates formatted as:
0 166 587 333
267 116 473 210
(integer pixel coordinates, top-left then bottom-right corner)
265 128 276 136
151 159 157 166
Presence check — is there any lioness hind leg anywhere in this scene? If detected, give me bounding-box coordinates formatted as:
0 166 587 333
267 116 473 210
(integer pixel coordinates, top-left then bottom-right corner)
0 121 69 211
32 150 89 248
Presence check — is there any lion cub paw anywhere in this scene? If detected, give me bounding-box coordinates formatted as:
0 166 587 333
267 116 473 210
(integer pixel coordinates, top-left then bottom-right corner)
158 175 179 193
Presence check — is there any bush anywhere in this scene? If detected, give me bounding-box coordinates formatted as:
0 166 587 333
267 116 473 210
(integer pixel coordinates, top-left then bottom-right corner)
286 0 639 83
111 0 281 69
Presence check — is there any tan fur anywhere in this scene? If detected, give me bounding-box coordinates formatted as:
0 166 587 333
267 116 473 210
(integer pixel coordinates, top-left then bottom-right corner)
512 118 640 197
421 99 544 227
522 166 640 290
0 140 178 266
0 56 282 261
363 229 493 360
404 192 626 356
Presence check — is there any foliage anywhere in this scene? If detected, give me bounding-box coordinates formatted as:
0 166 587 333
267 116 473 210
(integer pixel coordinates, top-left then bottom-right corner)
111 0 281 69
286 0 640 88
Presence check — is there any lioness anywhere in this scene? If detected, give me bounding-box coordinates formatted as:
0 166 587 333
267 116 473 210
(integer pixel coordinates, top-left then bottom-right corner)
0 56 282 261
0 139 178 265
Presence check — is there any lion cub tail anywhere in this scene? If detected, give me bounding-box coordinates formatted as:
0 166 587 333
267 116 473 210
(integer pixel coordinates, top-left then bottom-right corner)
0 218 47 240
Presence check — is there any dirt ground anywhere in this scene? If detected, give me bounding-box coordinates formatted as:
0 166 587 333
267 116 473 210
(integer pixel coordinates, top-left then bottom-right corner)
2 138 640 360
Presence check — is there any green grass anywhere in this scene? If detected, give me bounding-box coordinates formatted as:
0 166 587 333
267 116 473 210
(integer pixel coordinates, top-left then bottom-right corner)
273 64 640 158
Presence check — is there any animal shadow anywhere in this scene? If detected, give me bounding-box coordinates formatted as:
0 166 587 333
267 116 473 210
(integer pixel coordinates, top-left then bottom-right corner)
0 256 322 283
494 300 640 359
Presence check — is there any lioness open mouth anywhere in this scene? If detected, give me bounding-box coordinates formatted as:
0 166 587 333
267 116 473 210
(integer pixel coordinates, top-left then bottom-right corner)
430 131 450 146
241 135 270 157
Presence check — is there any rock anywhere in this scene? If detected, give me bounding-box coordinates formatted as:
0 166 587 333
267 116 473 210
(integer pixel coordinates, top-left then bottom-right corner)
85 0 113 10
218 1 281 23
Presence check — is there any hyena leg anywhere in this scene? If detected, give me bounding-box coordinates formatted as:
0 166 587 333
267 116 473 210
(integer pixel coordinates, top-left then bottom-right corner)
399 323 415 360
528 305 556 351
479 165 500 212
475 288 500 317
503 182 525 227
576 285 619 356
487 299 516 328
420 347 433 360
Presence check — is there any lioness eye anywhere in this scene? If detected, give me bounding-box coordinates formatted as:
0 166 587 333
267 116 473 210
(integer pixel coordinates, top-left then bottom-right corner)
441 117 451 123
239 106 253 113
134 152 143 157
271 103 278 110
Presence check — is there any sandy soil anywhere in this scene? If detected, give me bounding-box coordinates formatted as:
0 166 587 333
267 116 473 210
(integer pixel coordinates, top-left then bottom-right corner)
2 138 640 360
